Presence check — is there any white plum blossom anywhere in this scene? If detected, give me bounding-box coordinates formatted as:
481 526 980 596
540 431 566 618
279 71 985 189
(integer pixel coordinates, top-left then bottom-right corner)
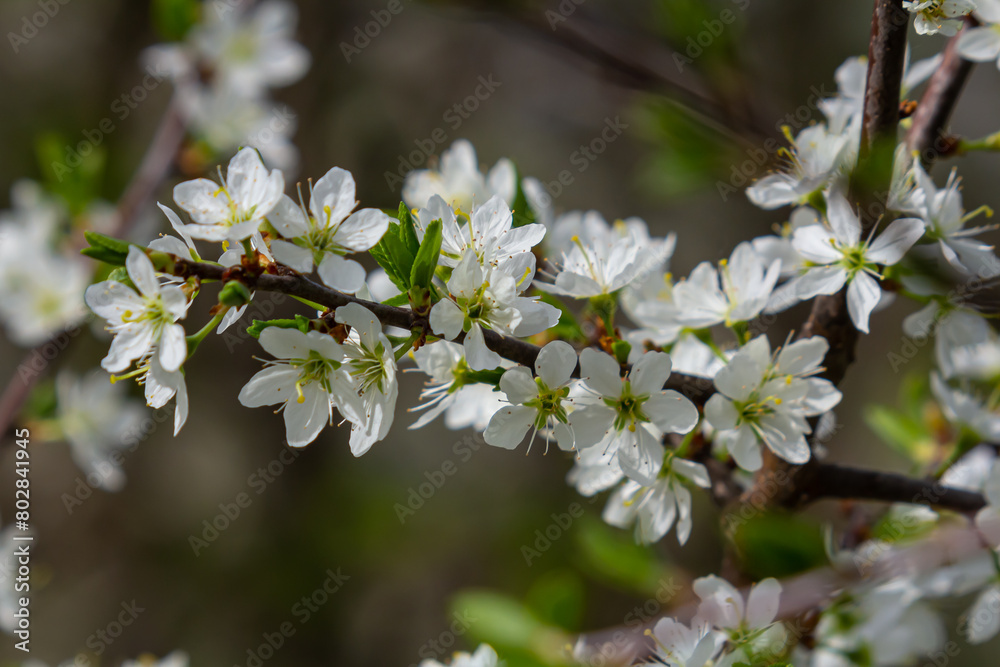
483 341 583 452
269 167 390 293
906 0 977 36
145 0 309 98
705 335 842 471
910 162 1000 279
409 341 507 431
238 327 362 448
86 246 190 375
672 242 781 328
535 215 659 298
575 349 699 485
55 372 146 492
173 147 284 243
783 191 925 332
602 454 711 545
430 249 559 371
418 643 499 667
403 140 515 211
746 124 853 210
142 354 191 436
335 303 399 456
693 575 787 666
647 617 723 667
416 194 545 272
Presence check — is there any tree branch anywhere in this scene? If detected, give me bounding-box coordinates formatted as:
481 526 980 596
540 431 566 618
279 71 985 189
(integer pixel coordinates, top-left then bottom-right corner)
905 17 978 164
170 257 717 403
794 461 986 512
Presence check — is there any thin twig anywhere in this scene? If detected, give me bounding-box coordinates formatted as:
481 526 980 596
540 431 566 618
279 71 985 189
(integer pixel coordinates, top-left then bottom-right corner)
170 257 718 403
905 17 978 164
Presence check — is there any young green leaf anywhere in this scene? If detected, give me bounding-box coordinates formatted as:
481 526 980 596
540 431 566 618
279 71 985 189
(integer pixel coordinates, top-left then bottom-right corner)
410 218 442 289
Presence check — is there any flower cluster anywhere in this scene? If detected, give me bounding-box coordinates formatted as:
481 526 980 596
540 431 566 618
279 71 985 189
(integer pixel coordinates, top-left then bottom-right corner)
144 0 310 170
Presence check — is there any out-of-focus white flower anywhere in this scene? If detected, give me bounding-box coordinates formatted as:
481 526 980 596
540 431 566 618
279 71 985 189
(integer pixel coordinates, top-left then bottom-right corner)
145 0 309 98
673 242 781 328
746 124 853 210
403 140 515 211
55 372 146 491
603 455 710 545
419 643 499 667
647 617 723 667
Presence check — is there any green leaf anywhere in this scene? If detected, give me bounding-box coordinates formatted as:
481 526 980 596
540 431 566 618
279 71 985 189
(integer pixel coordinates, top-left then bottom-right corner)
574 517 672 596
864 404 934 467
81 231 135 266
246 315 312 339
524 570 585 630
733 512 827 580
151 0 200 41
381 292 410 307
451 590 543 649
509 169 538 229
537 294 587 344
410 218 442 289
396 202 421 257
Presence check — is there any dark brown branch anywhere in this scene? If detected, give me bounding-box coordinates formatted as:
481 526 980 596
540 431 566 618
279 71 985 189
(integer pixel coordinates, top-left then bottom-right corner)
905 17 978 164
860 0 910 151
793 461 986 512
171 257 717 403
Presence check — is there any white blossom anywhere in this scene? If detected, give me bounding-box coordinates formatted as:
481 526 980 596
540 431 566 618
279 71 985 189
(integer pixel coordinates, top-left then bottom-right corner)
269 167 390 293
575 349 699 485
173 147 284 243
85 246 190 374
335 303 399 455
403 140 515 211
238 327 362 448
783 191 925 332
603 455 710 545
705 335 842 471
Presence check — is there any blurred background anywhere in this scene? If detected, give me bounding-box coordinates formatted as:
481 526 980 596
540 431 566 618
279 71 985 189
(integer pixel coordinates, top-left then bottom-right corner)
1 0 999 665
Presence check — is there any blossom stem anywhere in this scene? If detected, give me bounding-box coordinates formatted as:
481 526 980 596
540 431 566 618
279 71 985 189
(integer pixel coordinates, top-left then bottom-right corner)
186 310 228 357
